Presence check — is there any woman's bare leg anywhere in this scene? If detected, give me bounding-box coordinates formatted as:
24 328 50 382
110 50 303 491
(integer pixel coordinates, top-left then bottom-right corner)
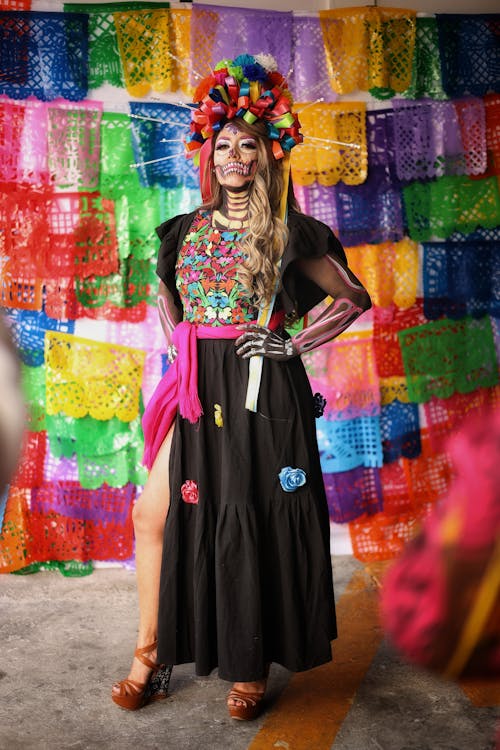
112 425 174 691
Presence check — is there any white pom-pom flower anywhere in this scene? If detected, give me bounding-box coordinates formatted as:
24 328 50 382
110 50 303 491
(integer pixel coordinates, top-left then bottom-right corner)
254 53 278 73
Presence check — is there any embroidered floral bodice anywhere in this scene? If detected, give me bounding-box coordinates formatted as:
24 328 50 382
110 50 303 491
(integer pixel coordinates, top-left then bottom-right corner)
175 211 256 326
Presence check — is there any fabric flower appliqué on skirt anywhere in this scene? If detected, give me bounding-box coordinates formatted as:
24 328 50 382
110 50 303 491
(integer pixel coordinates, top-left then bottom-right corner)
313 392 327 418
214 403 223 427
279 467 307 492
181 480 199 504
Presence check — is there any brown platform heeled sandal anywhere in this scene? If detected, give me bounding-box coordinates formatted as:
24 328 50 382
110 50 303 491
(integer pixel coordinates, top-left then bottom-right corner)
227 664 269 721
111 641 172 711
227 688 266 721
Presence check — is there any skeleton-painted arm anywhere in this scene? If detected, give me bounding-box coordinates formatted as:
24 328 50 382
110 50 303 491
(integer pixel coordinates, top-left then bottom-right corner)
235 254 371 361
290 255 370 353
158 280 183 362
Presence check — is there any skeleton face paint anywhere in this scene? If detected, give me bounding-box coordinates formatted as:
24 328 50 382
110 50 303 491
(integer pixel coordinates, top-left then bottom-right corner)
213 124 258 190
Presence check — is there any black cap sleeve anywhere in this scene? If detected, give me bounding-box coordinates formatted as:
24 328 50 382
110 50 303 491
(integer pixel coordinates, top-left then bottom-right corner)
280 212 347 317
155 211 197 313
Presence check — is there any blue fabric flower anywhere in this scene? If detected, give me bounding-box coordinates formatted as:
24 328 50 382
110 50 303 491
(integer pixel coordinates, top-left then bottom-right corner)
279 466 307 492
242 63 268 82
233 54 256 68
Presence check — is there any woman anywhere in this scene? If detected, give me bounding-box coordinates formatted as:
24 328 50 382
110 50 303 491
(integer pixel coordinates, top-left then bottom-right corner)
112 53 371 719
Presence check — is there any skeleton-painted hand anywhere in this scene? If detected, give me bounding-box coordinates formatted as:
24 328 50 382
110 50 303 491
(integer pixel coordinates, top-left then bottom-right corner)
167 344 178 364
235 324 298 361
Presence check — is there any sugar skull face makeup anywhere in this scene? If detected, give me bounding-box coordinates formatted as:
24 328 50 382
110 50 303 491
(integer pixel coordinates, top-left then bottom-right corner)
213 123 259 190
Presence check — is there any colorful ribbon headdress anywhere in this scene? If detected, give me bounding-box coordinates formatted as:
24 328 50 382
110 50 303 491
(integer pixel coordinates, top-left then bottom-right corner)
185 53 303 201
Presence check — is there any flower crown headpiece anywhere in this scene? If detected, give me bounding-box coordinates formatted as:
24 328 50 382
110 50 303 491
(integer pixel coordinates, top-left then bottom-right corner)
185 53 303 164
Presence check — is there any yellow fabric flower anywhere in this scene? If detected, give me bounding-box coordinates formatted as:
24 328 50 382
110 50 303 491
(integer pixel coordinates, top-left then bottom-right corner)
214 404 223 428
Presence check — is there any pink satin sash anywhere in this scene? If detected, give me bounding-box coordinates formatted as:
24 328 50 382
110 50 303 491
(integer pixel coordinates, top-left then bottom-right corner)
142 313 284 469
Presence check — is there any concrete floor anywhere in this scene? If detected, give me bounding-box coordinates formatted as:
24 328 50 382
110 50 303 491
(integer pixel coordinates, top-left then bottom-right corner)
0 555 498 750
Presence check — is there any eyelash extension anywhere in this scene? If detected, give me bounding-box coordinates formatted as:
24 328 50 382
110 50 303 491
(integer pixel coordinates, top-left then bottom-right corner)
215 140 257 150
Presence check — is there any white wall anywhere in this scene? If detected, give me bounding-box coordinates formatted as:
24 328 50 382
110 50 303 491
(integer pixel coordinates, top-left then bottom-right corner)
32 0 500 13
192 0 499 13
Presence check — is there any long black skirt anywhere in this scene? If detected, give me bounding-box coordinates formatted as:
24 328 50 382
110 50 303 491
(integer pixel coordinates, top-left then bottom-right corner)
157 339 337 682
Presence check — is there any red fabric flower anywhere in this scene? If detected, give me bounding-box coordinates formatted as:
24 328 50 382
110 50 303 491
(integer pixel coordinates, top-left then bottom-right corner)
181 480 199 504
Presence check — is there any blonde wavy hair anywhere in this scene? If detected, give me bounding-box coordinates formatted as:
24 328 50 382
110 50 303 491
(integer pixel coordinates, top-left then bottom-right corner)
202 119 299 309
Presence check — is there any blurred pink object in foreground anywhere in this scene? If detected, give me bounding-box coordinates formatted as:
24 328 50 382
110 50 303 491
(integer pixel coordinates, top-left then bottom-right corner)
380 405 500 678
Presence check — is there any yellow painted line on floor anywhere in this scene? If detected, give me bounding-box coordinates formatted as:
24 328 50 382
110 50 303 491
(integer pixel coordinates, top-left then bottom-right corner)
247 568 383 750
459 678 500 707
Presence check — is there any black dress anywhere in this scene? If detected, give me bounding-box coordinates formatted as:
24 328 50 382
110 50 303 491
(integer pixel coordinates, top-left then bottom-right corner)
155 209 345 682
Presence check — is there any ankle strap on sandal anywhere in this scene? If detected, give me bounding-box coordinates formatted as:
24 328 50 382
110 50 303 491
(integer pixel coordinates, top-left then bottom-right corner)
134 641 161 672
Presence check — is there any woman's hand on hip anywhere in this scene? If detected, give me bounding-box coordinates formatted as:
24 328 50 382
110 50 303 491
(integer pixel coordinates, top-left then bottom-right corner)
235 324 298 361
